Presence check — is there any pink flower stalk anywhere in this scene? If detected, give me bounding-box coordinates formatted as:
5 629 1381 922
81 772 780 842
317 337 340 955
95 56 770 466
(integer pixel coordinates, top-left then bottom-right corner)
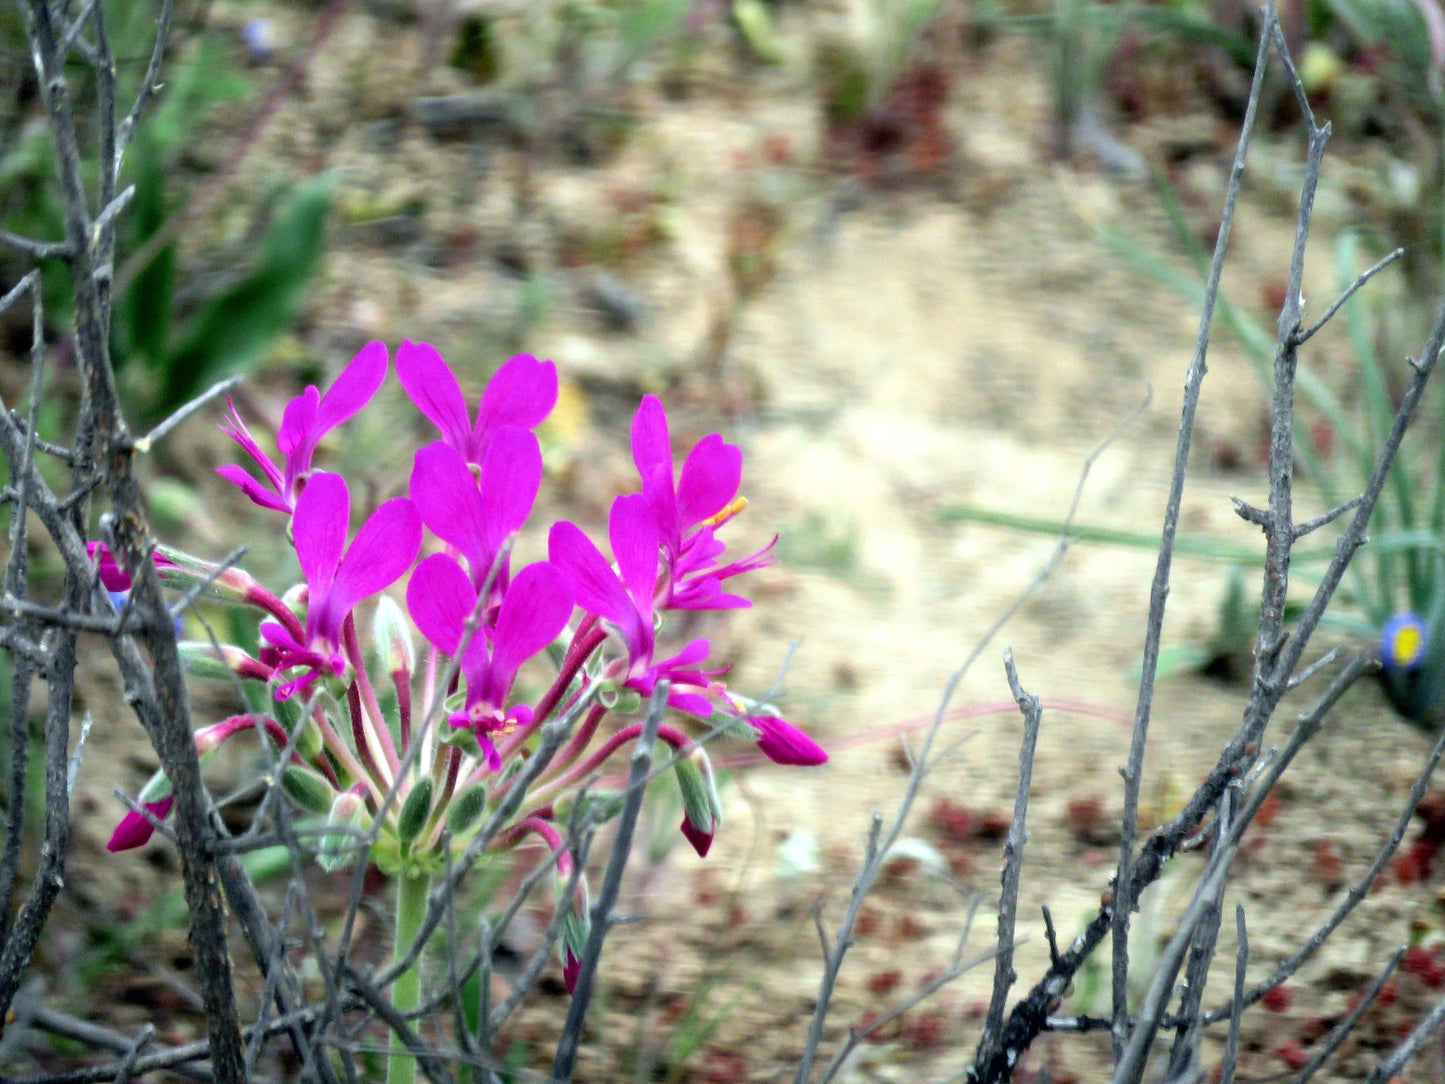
87 541 177 592
408 429 542 599
396 341 557 469
261 472 421 698
548 494 715 716
407 554 572 770
217 341 388 514
630 395 776 610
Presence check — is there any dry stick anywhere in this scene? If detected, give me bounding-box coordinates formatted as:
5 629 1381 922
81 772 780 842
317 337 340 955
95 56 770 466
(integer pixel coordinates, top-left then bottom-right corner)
976 651 1044 1071
0 274 43 948
1109 10 1276 1062
1164 850 1225 1080
795 386 1149 1084
1217 906 1248 1084
551 684 669 1081
1365 978 1445 1082
20 1008 210 1083
11 0 246 1075
1112 793 1239 1084
1200 705 1445 1026
1298 947 1404 1083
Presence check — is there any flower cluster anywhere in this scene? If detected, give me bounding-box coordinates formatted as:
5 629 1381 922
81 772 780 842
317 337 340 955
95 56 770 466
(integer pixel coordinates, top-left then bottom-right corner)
102 341 825 992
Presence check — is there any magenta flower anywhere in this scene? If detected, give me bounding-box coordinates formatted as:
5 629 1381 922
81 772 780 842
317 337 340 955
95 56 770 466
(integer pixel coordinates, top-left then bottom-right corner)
548 494 714 716
396 341 557 468
217 341 388 513
261 472 421 698
408 428 542 598
406 554 572 769
106 795 175 852
630 395 775 610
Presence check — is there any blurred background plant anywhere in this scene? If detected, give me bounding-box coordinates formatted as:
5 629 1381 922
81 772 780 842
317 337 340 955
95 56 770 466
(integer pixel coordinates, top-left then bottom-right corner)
0 8 333 422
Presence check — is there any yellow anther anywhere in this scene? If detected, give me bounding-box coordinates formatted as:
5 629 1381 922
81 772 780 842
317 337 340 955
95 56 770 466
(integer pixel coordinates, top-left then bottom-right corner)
701 496 747 528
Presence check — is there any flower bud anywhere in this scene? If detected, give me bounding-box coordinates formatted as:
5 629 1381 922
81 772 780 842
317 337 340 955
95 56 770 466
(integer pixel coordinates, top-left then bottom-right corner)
136 768 173 807
179 641 271 683
318 789 372 872
397 777 434 853
372 595 415 675
154 544 260 603
673 747 722 858
281 764 338 815
445 783 488 836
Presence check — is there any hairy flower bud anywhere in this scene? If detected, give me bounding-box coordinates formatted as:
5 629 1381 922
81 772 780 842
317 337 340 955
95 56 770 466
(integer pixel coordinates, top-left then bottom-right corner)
372 595 415 675
445 783 488 836
179 641 271 683
319 789 372 872
397 777 434 853
281 764 338 814
673 747 722 858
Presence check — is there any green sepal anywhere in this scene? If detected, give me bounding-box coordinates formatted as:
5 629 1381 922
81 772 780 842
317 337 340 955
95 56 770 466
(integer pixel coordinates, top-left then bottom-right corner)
445 783 489 836
136 769 172 806
318 791 371 873
280 764 337 815
397 778 434 853
674 749 722 836
557 788 626 828
439 725 484 760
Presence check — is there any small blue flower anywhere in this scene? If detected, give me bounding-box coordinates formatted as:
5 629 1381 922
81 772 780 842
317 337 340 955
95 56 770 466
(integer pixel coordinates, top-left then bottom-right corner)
1381 612 1428 672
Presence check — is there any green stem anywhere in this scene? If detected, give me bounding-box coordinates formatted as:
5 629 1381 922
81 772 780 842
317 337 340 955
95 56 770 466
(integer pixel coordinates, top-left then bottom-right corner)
387 872 430 1084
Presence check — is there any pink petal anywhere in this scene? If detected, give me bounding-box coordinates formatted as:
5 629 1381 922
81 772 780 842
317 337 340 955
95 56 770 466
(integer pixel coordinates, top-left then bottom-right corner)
215 465 291 513
325 498 422 625
106 796 175 852
410 442 489 566
548 521 643 645
315 341 388 436
609 494 659 617
472 354 558 457
276 386 321 462
406 553 474 656
292 472 350 597
397 341 473 454
675 434 741 529
630 395 672 481
220 399 285 493
751 714 828 766
489 562 572 690
479 427 542 548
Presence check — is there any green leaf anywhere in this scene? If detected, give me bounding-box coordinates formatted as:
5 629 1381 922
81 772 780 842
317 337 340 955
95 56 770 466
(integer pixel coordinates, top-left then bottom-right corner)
161 175 336 410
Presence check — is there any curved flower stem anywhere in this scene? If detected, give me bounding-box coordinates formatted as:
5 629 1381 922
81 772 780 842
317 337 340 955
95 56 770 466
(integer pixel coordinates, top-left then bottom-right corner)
346 681 392 795
534 702 608 783
246 582 305 643
394 667 412 754
308 701 377 800
343 615 400 775
507 622 608 750
526 722 692 807
386 871 430 1084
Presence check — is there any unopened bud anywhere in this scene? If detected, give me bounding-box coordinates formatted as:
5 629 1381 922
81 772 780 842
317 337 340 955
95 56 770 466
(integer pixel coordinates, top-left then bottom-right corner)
372 596 415 675
154 544 260 603
136 768 172 806
319 790 372 872
281 764 338 814
674 747 722 858
179 641 270 682
397 777 434 853
446 783 488 836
